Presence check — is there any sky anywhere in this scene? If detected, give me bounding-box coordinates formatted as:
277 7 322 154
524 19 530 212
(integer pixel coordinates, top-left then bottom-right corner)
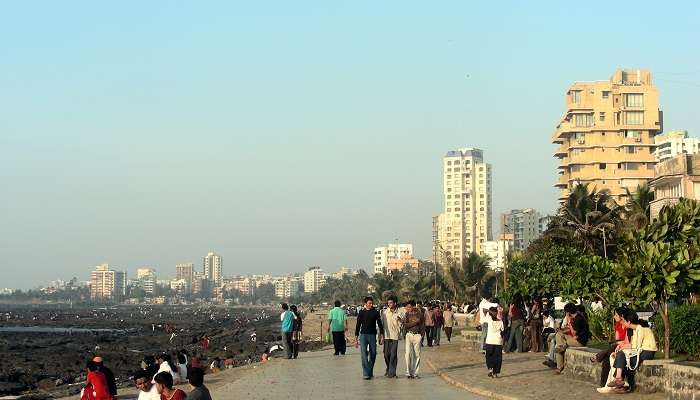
2 2 700 289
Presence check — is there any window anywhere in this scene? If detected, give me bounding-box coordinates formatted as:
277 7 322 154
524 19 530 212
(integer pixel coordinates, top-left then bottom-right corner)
624 93 644 107
625 130 642 139
570 165 582 172
599 163 606 170
599 112 606 122
446 161 451 165
571 90 582 104
453 167 460 172
624 111 644 125
573 113 593 127
446 175 451 179
602 91 610 99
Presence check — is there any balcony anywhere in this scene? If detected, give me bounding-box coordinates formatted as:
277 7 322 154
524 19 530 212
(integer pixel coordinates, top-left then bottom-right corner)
650 197 680 219
554 175 568 188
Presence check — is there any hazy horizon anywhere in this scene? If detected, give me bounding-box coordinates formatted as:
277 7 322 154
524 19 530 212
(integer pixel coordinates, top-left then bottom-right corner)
2 2 700 289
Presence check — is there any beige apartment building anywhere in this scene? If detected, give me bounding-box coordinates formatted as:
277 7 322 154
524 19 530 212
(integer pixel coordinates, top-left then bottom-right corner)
553 69 663 203
90 264 126 301
433 148 492 268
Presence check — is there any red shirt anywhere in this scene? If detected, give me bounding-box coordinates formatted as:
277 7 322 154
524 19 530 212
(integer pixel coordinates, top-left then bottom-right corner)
161 389 187 400
86 371 111 400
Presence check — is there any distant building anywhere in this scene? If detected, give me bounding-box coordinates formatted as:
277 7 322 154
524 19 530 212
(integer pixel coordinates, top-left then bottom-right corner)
90 264 126 301
203 252 222 287
434 148 493 268
386 255 420 273
373 244 413 275
224 277 257 296
332 267 356 279
191 271 205 296
303 267 326 293
654 130 700 161
649 153 700 219
553 69 663 204
136 268 156 295
275 278 300 299
538 215 555 235
176 263 194 288
169 279 188 294
482 234 513 271
500 209 541 252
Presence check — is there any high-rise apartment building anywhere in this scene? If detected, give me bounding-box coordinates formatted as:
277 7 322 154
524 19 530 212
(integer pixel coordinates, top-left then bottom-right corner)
481 234 512 271
553 69 663 203
176 263 194 286
203 252 222 287
90 264 126 301
434 148 492 267
372 243 413 275
274 278 300 299
303 267 325 293
649 153 700 219
136 268 156 295
654 130 700 162
500 209 541 252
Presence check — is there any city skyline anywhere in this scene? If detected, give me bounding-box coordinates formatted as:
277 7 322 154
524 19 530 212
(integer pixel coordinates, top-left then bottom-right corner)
3 3 700 289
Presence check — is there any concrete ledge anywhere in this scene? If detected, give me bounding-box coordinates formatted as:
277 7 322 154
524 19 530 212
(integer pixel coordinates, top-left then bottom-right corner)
460 329 481 352
565 348 700 400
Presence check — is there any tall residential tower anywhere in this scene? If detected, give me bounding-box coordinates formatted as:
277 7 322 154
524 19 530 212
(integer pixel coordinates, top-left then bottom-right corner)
552 69 662 203
434 148 492 267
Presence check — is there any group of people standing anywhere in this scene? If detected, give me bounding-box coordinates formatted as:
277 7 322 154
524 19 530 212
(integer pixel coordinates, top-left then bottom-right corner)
279 303 304 359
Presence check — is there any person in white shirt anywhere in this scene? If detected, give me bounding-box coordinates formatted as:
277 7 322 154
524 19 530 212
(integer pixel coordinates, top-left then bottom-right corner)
484 307 504 378
478 297 498 352
134 370 161 400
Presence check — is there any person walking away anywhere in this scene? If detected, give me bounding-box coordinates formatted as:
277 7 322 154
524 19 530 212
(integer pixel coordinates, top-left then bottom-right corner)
402 300 424 379
528 299 544 352
290 304 303 359
432 305 443 346
484 307 504 378
554 303 590 373
478 296 497 352
327 300 348 356
280 303 296 359
153 372 186 400
92 357 117 398
133 370 160 400
381 295 401 378
186 368 212 400
442 303 456 342
505 294 526 353
355 296 384 380
424 305 434 347
84 360 111 400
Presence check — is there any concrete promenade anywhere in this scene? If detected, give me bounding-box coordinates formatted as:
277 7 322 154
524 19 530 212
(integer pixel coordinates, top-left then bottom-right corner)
207 342 482 400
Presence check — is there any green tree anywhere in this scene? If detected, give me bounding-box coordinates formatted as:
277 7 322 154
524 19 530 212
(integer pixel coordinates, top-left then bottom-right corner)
506 242 584 299
616 198 700 357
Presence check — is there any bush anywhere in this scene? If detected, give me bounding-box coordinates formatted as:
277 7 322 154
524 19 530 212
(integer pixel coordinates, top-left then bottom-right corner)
587 308 614 343
651 304 700 359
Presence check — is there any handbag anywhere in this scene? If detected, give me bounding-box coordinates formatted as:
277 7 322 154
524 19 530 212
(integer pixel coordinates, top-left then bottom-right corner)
621 348 641 370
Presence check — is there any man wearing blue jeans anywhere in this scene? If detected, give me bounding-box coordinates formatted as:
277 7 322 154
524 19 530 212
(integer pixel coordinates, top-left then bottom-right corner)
355 296 384 380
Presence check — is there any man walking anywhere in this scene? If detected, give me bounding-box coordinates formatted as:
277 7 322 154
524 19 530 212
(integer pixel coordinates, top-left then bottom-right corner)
443 303 456 342
424 304 434 347
381 295 401 378
355 296 384 380
403 300 424 379
280 303 296 359
327 300 348 356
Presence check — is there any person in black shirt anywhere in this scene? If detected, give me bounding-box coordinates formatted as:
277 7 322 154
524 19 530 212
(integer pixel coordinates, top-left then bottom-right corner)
553 303 590 373
355 296 384 379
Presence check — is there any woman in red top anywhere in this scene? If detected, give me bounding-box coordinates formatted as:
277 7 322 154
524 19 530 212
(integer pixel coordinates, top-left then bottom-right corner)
591 307 630 387
154 371 186 400
85 361 112 400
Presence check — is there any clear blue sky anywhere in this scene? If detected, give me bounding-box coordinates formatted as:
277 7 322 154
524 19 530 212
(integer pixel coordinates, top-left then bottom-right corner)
2 2 699 289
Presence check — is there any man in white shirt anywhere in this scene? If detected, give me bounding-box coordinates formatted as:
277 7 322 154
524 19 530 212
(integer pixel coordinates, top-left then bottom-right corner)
381 295 402 378
478 296 497 352
133 370 160 400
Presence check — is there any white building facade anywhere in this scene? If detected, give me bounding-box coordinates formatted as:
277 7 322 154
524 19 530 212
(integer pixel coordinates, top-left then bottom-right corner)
373 243 413 274
203 252 222 287
654 130 700 162
303 267 325 293
500 209 541 252
481 235 512 271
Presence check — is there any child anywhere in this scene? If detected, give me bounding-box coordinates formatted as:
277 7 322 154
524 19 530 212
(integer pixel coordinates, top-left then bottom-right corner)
484 306 504 378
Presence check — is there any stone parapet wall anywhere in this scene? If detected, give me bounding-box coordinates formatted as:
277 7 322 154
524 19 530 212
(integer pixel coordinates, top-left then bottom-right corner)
460 329 481 352
565 347 700 400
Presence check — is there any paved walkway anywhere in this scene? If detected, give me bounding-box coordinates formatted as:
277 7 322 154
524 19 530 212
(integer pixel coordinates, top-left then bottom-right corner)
209 342 482 400
423 342 666 400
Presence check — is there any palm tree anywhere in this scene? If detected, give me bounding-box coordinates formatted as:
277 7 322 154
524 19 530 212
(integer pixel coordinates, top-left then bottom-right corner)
553 182 620 256
623 184 654 229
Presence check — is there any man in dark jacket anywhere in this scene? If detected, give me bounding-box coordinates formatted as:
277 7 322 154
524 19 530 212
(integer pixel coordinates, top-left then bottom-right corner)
187 368 212 400
354 296 384 380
